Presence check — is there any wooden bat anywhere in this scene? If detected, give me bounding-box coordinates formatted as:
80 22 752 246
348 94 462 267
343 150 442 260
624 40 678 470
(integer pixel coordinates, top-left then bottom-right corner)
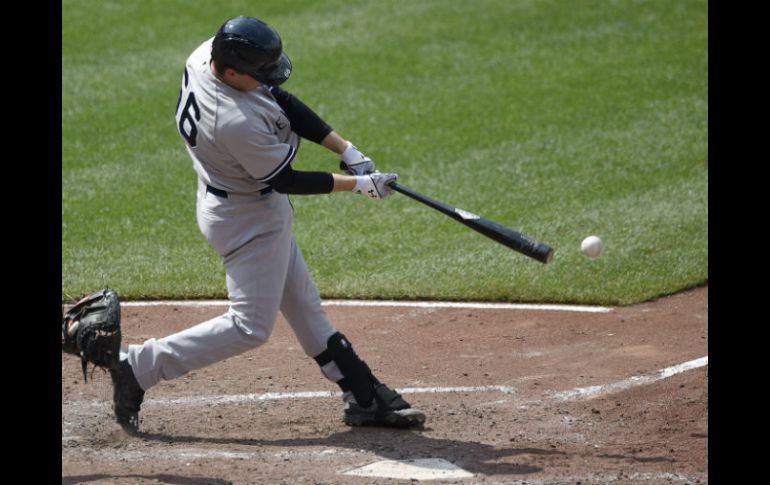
388 182 554 264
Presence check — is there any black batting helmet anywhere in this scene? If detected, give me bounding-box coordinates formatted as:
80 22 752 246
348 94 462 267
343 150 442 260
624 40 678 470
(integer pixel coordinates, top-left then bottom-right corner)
211 16 292 86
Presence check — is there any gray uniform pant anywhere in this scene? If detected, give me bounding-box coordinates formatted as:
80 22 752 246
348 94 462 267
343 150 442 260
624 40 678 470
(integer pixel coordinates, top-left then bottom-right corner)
127 180 340 391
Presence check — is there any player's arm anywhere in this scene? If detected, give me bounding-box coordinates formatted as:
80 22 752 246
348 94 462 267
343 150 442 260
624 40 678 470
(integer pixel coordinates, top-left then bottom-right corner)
262 164 333 195
269 86 376 175
269 86 332 144
265 163 394 198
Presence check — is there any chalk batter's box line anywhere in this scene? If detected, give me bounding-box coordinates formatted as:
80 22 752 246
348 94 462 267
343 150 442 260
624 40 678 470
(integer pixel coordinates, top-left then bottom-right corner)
121 300 612 313
63 357 707 409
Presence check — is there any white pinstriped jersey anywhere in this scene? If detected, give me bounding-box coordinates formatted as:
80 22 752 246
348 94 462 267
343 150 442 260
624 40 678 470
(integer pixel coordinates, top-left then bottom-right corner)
175 38 300 194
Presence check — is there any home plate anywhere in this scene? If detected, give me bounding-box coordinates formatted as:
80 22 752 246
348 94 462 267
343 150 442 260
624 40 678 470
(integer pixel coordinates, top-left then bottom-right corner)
340 458 474 480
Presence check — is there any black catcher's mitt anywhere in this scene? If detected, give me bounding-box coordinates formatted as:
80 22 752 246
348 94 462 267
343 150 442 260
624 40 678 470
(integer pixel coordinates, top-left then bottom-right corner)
62 289 122 382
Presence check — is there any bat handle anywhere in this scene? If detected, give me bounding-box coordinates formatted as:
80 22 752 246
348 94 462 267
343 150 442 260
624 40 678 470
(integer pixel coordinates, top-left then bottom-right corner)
388 181 414 198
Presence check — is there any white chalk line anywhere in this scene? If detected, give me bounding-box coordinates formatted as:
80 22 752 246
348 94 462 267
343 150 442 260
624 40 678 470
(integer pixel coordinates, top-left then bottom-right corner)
147 385 516 407
119 299 611 313
63 357 706 411
552 356 708 401
63 385 516 409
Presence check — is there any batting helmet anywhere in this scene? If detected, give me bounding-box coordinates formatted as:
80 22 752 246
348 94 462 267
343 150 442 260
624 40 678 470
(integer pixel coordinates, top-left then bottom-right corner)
211 16 292 86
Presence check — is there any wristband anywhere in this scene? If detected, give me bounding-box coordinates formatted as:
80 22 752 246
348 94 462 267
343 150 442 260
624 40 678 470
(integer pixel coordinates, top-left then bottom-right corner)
352 175 369 193
341 142 365 165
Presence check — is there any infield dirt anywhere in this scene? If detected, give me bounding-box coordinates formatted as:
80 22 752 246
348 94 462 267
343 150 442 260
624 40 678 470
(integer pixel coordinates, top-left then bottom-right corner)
62 286 707 484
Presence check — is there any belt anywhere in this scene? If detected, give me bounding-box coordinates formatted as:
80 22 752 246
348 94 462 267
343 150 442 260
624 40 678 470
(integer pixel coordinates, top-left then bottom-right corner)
206 184 273 198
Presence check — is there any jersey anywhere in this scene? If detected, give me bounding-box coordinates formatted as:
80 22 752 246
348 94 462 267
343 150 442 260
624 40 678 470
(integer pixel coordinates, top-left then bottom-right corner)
128 37 339 393
175 38 301 194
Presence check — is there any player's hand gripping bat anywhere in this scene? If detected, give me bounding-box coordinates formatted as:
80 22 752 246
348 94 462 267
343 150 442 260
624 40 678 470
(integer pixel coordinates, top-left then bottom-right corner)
388 182 554 264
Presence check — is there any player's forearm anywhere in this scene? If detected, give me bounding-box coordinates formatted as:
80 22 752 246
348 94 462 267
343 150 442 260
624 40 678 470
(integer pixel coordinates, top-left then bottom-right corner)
266 164 358 194
321 131 350 155
332 173 358 192
267 171 374 195
267 166 334 194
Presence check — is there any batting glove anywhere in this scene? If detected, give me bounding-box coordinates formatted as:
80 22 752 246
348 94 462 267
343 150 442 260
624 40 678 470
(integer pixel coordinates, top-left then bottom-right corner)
353 173 397 199
339 142 376 175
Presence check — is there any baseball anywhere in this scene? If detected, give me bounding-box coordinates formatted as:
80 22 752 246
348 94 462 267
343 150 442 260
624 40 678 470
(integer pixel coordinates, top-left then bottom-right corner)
581 235 603 257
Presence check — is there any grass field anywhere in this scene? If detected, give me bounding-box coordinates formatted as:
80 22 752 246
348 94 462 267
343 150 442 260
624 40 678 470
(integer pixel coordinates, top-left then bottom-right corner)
62 0 707 305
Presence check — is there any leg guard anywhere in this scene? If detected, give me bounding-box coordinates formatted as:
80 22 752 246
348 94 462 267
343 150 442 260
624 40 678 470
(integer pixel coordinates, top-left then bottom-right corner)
313 332 377 407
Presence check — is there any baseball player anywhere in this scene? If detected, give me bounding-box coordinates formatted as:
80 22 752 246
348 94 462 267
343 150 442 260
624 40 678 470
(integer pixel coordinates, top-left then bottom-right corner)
108 16 426 433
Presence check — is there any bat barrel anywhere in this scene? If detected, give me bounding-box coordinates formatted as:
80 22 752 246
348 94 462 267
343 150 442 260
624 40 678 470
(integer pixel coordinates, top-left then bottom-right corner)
536 244 555 263
465 216 554 263
389 181 555 264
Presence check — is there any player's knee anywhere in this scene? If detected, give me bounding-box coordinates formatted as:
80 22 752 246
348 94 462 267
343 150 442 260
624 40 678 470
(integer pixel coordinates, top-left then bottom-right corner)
230 312 275 346
313 332 378 407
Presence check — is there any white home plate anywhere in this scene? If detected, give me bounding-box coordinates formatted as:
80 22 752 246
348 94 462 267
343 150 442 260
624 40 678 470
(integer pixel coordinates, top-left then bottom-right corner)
341 458 473 480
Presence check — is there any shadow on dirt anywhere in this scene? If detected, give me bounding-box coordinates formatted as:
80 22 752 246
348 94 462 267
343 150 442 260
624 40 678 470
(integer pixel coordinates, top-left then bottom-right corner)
62 474 232 484
135 427 563 476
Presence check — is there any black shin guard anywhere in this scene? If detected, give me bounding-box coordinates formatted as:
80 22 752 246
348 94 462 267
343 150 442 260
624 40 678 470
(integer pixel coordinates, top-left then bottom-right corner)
314 332 377 407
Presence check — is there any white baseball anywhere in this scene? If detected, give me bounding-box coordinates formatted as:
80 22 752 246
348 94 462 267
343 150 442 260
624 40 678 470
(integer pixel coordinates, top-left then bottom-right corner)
581 235 603 257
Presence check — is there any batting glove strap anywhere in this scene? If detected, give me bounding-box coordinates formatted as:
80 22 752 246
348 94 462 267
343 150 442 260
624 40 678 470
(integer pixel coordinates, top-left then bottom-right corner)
340 142 376 175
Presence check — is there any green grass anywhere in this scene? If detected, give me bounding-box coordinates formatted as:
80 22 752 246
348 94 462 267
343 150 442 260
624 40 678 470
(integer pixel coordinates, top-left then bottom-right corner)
62 0 708 305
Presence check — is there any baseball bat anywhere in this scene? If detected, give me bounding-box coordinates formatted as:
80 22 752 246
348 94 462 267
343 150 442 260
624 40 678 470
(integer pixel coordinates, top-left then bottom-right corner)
388 182 555 264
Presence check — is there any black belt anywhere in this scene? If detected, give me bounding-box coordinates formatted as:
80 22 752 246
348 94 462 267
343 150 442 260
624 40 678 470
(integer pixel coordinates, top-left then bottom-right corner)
206 185 272 198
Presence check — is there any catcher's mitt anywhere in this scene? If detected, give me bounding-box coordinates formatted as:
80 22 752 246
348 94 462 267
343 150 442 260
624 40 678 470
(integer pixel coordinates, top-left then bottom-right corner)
62 289 122 382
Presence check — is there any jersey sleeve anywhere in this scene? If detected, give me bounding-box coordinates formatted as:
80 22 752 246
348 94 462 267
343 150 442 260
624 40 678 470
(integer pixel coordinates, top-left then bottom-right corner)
219 119 298 182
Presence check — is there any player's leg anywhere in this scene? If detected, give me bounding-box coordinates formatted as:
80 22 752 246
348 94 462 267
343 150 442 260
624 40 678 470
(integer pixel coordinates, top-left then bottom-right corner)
127 191 293 390
279 237 426 428
113 189 294 432
314 331 426 427
278 236 337 357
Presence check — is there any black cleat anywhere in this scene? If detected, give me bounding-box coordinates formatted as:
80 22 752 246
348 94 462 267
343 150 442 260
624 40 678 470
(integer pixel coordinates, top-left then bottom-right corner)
343 384 426 428
109 359 145 433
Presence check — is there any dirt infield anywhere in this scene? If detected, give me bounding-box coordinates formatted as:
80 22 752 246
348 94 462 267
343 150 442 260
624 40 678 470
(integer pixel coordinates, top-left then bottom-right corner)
62 286 707 484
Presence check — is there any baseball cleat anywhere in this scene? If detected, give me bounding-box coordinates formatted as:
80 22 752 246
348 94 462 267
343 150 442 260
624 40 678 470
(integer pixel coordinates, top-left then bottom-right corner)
344 404 427 428
109 359 145 434
343 383 426 428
